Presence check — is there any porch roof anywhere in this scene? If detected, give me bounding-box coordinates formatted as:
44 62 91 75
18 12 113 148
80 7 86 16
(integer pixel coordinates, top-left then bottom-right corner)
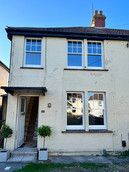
1 86 47 96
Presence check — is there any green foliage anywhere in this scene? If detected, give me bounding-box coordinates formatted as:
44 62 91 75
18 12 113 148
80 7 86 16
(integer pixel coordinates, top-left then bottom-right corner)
0 124 13 149
0 124 13 139
37 125 52 138
15 162 108 172
0 121 5 146
80 163 107 169
0 121 4 129
37 125 52 148
102 149 110 157
118 149 129 158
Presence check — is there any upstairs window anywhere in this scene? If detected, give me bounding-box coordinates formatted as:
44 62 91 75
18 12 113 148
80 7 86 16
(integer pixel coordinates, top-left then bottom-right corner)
68 41 82 67
25 39 42 67
87 42 103 68
67 41 104 69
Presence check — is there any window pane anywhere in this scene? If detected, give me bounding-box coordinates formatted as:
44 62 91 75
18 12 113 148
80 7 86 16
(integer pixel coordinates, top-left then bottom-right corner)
73 42 77 47
93 48 96 54
25 39 42 66
68 47 72 53
97 43 101 49
32 46 36 51
68 54 82 67
68 41 82 54
26 53 41 65
37 40 41 45
88 92 104 126
21 98 26 113
37 46 41 51
26 45 30 51
78 42 82 46
67 93 83 126
68 41 72 48
78 48 82 53
98 48 101 54
88 55 102 67
88 42 92 48
88 42 102 55
26 39 31 44
32 40 36 46
73 47 77 53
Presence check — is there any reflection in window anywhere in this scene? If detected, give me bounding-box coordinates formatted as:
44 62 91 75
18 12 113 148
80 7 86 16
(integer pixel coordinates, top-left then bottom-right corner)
88 92 105 127
68 41 82 67
87 42 102 68
67 92 83 127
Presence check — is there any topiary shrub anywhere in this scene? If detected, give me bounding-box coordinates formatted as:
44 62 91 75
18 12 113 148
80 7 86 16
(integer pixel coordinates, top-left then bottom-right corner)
37 125 52 149
0 124 13 149
0 121 5 147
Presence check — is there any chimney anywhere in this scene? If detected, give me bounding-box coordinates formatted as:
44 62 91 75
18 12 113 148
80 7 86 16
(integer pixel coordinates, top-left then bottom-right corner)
91 10 106 28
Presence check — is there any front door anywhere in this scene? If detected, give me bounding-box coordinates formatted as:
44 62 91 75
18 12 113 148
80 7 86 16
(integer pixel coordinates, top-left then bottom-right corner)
17 97 26 147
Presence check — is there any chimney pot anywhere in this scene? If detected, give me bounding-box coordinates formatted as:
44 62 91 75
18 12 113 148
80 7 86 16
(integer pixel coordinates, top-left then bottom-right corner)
100 10 103 15
91 10 106 28
95 10 98 15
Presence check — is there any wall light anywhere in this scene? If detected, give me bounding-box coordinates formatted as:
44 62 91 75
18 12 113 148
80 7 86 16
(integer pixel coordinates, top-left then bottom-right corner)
48 103 52 108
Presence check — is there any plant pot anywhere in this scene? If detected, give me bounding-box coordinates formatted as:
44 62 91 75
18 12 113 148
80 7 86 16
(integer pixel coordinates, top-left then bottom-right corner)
38 148 48 161
0 150 10 162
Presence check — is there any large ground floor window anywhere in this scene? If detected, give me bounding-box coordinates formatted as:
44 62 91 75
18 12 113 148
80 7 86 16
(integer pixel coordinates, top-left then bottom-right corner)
88 92 106 129
67 92 84 130
66 91 106 130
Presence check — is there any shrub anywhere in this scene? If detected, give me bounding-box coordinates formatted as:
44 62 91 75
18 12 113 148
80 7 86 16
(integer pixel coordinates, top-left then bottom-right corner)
37 125 52 149
118 149 129 158
0 124 13 149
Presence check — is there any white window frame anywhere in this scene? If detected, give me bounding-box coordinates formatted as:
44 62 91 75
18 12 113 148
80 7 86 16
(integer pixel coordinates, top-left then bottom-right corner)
67 40 84 69
88 92 107 130
87 41 104 69
24 38 43 68
67 40 104 69
66 91 85 130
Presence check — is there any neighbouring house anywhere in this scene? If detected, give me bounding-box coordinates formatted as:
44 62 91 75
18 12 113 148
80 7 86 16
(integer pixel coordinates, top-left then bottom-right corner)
2 10 129 155
0 61 9 122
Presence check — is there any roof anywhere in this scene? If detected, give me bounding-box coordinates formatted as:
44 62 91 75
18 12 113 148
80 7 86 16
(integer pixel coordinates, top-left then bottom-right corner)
1 87 47 96
6 26 129 41
0 61 9 72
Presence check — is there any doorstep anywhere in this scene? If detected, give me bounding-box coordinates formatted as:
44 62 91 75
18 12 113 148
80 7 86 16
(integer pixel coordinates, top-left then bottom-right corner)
8 155 37 162
7 147 37 162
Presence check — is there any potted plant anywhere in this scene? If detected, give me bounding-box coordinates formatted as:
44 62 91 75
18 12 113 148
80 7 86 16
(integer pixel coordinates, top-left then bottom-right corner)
37 125 52 160
0 123 13 162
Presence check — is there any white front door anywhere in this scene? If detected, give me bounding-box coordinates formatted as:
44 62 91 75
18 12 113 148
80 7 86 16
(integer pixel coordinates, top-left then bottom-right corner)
17 97 26 147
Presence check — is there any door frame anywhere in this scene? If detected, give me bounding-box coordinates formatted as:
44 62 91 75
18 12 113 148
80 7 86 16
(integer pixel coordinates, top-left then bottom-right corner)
15 94 40 149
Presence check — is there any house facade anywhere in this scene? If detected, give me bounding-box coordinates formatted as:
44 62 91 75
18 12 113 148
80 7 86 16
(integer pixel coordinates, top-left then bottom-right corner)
0 61 9 121
2 11 129 155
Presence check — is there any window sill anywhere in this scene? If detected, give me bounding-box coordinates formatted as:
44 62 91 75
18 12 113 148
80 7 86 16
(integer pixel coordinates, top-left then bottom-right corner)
20 67 44 69
64 68 108 71
62 130 113 134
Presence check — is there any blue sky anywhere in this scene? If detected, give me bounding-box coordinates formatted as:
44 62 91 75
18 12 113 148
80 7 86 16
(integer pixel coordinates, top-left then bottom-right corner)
1 0 129 67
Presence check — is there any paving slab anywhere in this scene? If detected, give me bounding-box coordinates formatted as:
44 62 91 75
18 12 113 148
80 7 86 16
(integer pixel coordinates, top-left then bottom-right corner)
49 155 113 164
0 155 129 172
8 155 37 162
8 155 24 162
0 162 25 172
86 156 113 164
21 155 37 162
